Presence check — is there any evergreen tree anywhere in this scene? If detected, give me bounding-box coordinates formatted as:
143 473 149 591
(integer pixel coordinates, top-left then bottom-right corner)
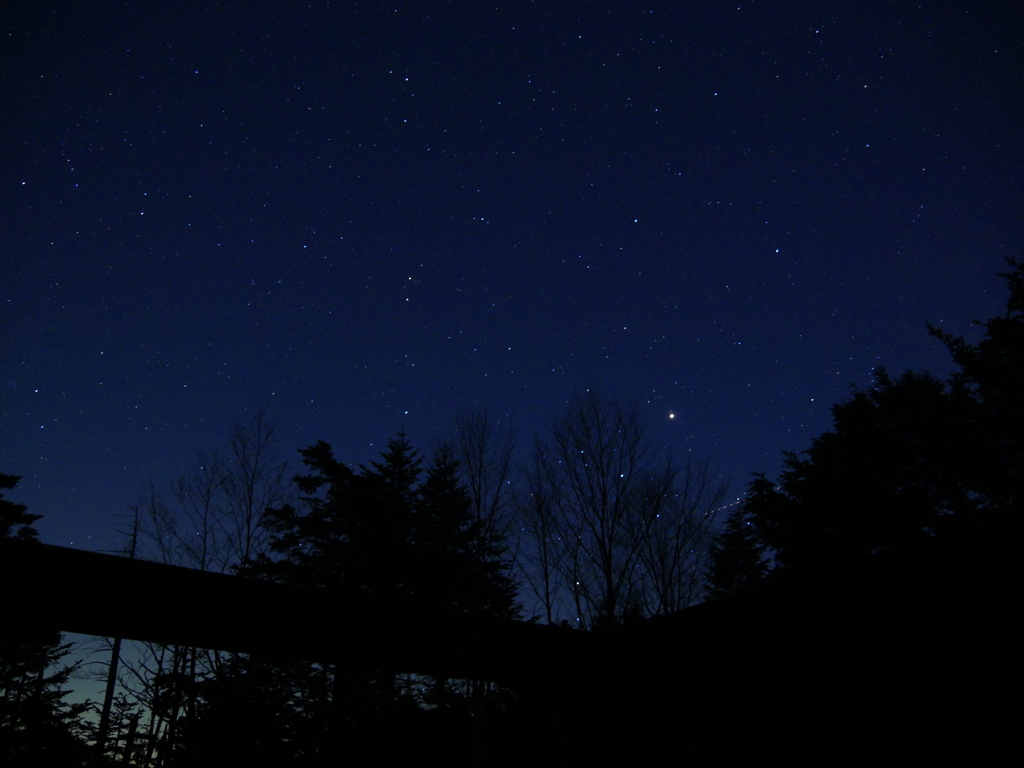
0 474 92 766
254 433 518 619
413 445 518 619
742 259 1024 582
185 434 520 762
704 504 770 600
0 473 41 541
929 257 1024 539
745 368 975 576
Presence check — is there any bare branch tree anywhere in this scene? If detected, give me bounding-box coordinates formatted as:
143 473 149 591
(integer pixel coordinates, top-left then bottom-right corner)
173 451 228 572
111 404 293 764
222 402 291 565
516 391 726 629
515 437 562 624
448 407 517 546
556 392 662 627
634 454 726 615
136 480 179 566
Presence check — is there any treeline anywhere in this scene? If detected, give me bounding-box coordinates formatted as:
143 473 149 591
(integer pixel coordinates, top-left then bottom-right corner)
3 390 727 765
2 258 1021 764
115 395 727 764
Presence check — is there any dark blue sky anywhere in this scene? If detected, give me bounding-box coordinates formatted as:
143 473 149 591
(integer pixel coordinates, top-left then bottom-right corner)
3 1 1022 553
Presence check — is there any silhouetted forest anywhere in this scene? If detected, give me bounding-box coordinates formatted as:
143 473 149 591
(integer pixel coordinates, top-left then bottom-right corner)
2 260 1022 764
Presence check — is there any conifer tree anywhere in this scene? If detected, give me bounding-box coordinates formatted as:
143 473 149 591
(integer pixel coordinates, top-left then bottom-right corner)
0 473 41 541
928 257 1024 539
0 474 92 765
186 433 521 761
414 445 518 619
704 504 770 600
742 258 1024 581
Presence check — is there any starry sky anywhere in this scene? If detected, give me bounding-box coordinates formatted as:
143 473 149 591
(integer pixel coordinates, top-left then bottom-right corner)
3 1 1022 555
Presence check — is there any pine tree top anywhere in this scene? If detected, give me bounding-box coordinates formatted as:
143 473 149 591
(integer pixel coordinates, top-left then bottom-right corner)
1 473 41 541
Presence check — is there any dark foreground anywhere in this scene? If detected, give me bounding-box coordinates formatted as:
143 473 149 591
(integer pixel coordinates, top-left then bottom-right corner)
3 541 1019 765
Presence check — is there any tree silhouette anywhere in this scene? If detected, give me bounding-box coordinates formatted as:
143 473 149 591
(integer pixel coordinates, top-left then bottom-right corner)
743 258 1024 583
108 405 293 765
413 444 519 620
0 473 41 541
256 434 518 620
929 257 1024 547
517 392 723 628
0 474 92 766
704 503 770 600
179 433 520 763
745 369 975 576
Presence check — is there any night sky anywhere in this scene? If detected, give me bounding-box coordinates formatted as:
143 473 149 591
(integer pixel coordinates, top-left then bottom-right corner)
3 1 1022 555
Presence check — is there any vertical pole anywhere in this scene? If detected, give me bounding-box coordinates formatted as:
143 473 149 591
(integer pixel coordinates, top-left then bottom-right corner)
96 508 139 760
95 635 123 757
